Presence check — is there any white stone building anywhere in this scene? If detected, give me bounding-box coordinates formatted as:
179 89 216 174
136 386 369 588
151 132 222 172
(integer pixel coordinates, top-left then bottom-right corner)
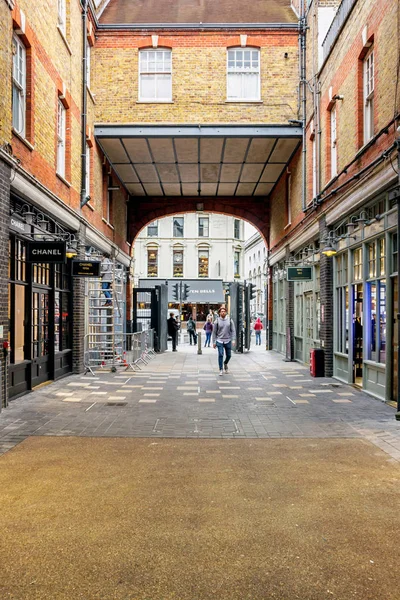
244 231 268 319
133 213 245 320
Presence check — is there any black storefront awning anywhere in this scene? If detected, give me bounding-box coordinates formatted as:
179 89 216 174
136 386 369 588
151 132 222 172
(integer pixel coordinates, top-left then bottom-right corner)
139 279 224 303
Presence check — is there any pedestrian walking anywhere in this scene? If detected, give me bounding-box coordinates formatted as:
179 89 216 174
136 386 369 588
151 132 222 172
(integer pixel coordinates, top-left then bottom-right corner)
254 317 263 345
203 316 213 347
187 316 197 345
167 312 179 351
212 305 236 376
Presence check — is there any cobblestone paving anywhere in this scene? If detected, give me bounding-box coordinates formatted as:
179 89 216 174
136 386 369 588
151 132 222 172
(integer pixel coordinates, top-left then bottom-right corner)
1 342 399 460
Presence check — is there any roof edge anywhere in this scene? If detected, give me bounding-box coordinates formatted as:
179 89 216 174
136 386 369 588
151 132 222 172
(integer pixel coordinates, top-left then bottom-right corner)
96 22 299 31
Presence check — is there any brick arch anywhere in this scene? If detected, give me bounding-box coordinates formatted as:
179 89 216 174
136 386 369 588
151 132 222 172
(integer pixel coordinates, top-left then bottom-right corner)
128 196 269 246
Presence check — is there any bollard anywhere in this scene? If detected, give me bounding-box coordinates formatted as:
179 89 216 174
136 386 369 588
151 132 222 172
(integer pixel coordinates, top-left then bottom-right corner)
197 331 202 355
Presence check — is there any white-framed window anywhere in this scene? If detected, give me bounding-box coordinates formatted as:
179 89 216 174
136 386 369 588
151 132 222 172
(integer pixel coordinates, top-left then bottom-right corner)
234 219 241 239
173 216 184 237
173 248 184 277
56 100 66 177
234 251 241 277
58 0 66 35
85 144 90 197
363 49 374 143
312 137 317 199
86 42 91 89
147 247 158 277
198 249 209 277
198 217 209 237
139 49 172 102
12 35 26 137
227 48 260 101
330 106 337 178
106 176 114 223
147 221 158 237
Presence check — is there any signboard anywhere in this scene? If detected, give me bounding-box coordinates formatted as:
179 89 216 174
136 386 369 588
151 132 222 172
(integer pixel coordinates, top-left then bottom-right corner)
287 266 313 281
139 279 224 303
10 214 30 235
72 260 101 277
27 241 66 263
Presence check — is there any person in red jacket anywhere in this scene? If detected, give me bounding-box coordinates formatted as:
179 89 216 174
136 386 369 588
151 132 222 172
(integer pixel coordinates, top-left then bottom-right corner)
254 317 263 345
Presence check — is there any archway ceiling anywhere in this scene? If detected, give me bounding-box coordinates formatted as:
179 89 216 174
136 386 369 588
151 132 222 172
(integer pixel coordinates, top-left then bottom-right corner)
95 125 301 198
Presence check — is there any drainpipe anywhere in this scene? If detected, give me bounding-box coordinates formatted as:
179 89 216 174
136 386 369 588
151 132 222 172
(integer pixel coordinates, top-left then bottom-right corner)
299 4 307 211
80 0 88 208
395 126 400 420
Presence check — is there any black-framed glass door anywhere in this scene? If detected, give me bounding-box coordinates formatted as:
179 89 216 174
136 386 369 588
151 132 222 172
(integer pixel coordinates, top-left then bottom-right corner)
31 288 50 387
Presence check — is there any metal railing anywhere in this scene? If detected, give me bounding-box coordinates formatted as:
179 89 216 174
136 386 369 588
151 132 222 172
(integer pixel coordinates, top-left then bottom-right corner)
84 329 156 375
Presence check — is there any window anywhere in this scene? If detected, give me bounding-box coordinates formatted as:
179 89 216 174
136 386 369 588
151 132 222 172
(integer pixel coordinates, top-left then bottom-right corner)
86 42 91 89
173 248 183 277
286 173 291 225
139 49 172 101
85 144 90 198
234 251 240 278
368 242 376 278
368 280 386 363
363 49 374 143
330 107 337 178
105 176 114 224
312 137 317 199
147 221 158 237
198 249 209 277
58 0 66 35
234 219 240 239
198 217 209 237
353 247 363 281
12 35 26 137
173 216 184 237
227 48 260 101
57 100 66 177
147 248 158 277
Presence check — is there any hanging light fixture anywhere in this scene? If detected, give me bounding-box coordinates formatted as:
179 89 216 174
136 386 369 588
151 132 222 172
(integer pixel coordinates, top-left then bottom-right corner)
321 242 337 257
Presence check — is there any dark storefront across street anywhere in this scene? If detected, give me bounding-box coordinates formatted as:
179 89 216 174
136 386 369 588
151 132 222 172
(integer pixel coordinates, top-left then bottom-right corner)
138 279 225 322
8 196 74 399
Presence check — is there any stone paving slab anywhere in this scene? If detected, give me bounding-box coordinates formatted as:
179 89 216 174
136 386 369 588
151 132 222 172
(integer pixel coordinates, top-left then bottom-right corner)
0 344 399 459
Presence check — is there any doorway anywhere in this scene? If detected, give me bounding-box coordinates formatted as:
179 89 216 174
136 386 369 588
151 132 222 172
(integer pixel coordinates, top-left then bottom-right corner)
353 284 363 386
31 289 50 387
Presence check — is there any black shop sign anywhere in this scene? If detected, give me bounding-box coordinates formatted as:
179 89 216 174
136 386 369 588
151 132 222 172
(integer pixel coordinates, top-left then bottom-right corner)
72 260 101 277
27 241 66 263
287 266 313 281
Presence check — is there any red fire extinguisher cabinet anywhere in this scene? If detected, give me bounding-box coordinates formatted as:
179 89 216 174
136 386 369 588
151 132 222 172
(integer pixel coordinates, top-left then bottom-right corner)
310 348 324 377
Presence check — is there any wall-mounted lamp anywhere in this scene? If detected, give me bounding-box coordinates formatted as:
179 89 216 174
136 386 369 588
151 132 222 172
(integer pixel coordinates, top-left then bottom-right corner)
65 234 78 259
321 242 337 257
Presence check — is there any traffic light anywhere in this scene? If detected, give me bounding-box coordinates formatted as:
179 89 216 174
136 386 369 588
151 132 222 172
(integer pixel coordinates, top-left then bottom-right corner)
182 283 190 302
172 283 179 302
248 283 257 300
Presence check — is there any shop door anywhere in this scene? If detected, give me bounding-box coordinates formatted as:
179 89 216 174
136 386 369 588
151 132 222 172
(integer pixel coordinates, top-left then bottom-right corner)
304 293 313 364
31 290 50 387
352 284 363 386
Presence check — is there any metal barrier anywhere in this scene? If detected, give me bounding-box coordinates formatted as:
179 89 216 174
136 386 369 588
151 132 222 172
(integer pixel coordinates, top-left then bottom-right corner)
84 330 156 375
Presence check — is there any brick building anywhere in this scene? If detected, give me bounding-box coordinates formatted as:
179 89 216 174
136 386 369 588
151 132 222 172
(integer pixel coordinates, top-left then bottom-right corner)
1 0 399 406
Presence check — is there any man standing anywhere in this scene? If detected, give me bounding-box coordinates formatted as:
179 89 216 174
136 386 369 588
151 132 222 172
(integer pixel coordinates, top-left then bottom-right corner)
167 312 179 352
212 305 236 376
186 316 197 345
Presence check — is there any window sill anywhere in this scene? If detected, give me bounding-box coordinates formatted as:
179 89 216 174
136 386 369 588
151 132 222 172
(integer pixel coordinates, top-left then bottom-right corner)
102 218 114 230
12 128 34 151
284 223 292 231
83 201 94 211
56 172 71 187
136 100 174 104
57 26 72 55
225 99 263 104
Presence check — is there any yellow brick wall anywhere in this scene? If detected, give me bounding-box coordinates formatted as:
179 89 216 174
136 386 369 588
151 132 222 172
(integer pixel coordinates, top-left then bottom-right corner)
94 38 299 124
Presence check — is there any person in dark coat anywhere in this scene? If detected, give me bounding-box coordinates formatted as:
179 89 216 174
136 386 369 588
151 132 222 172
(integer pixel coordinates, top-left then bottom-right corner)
187 317 197 345
167 312 179 351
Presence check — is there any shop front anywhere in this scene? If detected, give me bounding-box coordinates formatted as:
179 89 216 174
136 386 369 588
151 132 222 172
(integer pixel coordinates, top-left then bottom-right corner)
8 197 74 399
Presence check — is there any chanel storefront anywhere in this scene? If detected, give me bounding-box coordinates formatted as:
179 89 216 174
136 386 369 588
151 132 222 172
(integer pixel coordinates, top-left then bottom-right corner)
8 195 74 398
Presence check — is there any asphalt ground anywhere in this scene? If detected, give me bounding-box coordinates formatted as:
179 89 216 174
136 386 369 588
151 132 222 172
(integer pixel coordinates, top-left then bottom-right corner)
1 340 400 599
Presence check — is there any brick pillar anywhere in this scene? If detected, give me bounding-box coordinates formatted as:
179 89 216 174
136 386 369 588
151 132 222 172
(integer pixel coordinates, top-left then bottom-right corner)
72 225 86 374
0 159 10 409
285 247 294 361
319 216 334 377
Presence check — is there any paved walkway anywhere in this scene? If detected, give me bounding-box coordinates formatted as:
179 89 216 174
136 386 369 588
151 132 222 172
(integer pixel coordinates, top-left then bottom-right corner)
1 341 399 460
